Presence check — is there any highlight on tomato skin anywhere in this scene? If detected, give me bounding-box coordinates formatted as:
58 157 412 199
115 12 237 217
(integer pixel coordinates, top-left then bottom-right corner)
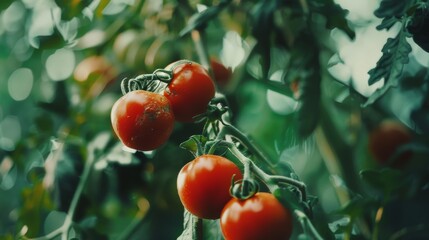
220 192 293 240
176 154 243 219
110 90 175 151
163 60 215 122
368 119 413 167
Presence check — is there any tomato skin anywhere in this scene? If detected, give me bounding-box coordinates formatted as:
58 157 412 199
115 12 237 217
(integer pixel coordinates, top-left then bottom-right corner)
210 58 232 87
177 155 242 219
368 120 412 166
220 192 293 240
163 60 215 122
110 90 175 151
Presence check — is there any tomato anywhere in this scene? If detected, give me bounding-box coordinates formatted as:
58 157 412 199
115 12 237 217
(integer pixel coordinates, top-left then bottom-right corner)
210 58 232 87
220 192 293 240
177 155 242 219
110 90 175 151
163 60 215 122
368 120 412 166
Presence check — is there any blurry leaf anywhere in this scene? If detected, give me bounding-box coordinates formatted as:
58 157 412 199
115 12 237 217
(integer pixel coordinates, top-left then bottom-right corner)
55 0 92 20
202 219 223 240
360 169 405 196
309 0 355 39
365 27 412 106
408 4 429 52
38 81 70 117
335 196 375 218
88 132 112 152
179 0 231 36
19 182 55 237
374 0 415 30
250 0 281 78
0 0 13 11
290 33 321 138
177 210 201 240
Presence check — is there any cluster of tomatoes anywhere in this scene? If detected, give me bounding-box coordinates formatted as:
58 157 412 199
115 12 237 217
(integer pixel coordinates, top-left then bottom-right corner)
178 154 293 239
110 60 216 151
110 59 293 239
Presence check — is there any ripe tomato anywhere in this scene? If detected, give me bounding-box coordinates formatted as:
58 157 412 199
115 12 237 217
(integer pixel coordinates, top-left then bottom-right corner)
220 192 293 240
210 58 232 87
368 120 412 166
177 155 242 219
163 60 215 122
110 90 175 151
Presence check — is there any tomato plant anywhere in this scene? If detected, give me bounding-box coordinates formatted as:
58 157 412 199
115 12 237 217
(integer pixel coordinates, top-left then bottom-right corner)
110 90 175 151
163 60 216 122
3 1 429 240
368 120 412 166
177 154 242 219
220 192 293 240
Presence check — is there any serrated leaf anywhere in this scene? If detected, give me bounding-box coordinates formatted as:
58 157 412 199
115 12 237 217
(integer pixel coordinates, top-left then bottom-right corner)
374 0 415 30
179 135 207 157
309 0 355 39
365 27 412 106
177 210 201 240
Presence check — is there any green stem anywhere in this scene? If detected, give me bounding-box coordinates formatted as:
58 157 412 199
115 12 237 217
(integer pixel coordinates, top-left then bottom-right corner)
217 123 276 173
372 206 384 240
228 144 307 201
295 210 324 240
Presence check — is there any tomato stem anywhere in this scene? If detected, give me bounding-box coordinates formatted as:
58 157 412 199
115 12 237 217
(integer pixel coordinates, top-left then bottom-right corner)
120 69 172 95
228 143 307 202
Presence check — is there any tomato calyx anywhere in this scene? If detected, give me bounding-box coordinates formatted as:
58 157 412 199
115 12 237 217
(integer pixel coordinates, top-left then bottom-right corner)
120 68 173 95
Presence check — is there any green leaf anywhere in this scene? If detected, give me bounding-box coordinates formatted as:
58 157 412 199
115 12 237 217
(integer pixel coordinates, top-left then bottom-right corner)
309 0 355 39
179 135 208 157
177 210 201 240
38 81 70 117
0 0 13 11
364 27 412 106
250 0 280 78
55 0 92 20
335 196 375 217
289 33 321 138
273 187 304 213
374 0 416 30
179 0 231 36
360 169 405 196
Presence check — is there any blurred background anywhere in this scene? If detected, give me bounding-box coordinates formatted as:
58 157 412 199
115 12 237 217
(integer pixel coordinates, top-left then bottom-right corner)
1 0 429 239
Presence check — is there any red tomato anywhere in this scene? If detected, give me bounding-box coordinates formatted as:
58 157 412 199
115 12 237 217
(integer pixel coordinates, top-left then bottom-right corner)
368 120 412 166
110 90 175 151
177 155 242 219
210 58 232 87
163 60 215 122
220 192 293 240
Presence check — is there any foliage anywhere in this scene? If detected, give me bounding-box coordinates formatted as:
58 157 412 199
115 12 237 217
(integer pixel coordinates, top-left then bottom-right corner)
0 0 429 240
